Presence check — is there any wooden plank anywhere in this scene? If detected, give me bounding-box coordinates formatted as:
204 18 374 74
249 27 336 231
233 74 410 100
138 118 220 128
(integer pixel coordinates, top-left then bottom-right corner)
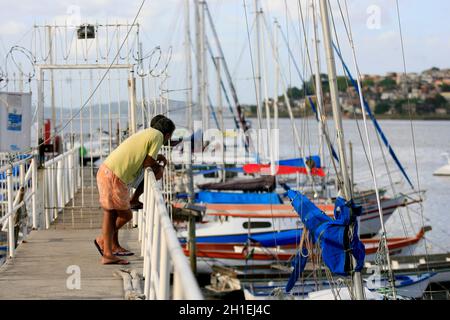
0 185 143 300
0 228 142 299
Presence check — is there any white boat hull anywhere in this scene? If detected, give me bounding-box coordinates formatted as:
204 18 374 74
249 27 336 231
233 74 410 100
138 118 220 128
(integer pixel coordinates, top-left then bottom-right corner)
433 164 450 176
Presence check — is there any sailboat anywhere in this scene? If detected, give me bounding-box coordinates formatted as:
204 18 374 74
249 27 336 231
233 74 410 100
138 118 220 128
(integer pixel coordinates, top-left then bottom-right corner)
433 153 450 176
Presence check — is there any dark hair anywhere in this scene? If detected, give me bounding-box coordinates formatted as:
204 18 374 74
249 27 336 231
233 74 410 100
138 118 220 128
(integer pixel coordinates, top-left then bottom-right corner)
153 117 176 136
150 114 166 128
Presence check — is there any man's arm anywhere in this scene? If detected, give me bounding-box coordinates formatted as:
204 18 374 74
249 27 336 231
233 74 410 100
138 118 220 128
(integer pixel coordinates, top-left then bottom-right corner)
143 155 158 169
143 155 164 180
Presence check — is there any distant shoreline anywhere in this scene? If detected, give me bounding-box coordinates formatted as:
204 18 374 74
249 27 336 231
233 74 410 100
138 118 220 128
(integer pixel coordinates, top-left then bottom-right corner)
243 112 450 121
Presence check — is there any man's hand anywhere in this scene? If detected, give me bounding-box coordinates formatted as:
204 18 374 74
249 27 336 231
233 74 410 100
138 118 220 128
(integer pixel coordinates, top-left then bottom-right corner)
156 154 168 167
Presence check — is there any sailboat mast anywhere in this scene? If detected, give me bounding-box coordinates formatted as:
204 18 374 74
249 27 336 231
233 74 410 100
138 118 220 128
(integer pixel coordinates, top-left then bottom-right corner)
273 19 279 134
185 0 193 133
311 0 327 195
185 0 195 203
254 0 263 158
317 0 365 300
311 1 325 170
195 0 208 131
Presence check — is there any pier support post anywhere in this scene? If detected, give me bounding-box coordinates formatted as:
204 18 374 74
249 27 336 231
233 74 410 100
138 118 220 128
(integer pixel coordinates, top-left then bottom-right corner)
188 215 197 275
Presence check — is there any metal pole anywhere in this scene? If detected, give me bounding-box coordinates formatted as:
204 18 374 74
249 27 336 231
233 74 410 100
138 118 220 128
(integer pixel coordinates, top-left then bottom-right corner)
318 0 365 300
312 1 327 196
185 0 193 132
188 215 197 275
37 68 44 151
128 69 137 135
185 0 196 204
194 0 202 130
32 157 38 229
215 56 226 182
273 19 279 134
7 168 15 258
254 0 263 158
200 1 209 131
48 26 56 146
139 41 147 129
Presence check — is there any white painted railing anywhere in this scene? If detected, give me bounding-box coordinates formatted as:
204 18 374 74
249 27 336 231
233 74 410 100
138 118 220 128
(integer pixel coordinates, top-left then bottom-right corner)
42 148 80 229
0 155 37 258
0 147 80 259
138 168 203 300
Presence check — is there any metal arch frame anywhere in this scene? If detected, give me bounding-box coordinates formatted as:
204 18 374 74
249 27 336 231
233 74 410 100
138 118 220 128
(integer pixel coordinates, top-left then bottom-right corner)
35 63 135 146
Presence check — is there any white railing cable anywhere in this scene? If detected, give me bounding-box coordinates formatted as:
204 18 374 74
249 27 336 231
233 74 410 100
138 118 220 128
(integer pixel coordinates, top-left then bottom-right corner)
140 168 203 300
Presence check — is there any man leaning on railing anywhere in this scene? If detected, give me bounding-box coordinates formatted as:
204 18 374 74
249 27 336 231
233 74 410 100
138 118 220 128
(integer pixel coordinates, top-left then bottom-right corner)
94 117 175 265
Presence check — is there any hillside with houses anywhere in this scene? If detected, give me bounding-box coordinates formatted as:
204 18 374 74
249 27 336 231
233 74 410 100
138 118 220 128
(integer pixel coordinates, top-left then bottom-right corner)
243 67 450 119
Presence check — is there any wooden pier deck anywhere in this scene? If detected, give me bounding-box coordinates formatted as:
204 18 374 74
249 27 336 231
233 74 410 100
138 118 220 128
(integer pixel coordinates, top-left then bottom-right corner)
0 176 143 300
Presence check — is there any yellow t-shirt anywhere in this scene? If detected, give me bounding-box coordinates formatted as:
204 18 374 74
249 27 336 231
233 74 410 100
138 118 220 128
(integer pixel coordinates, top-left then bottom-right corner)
104 128 163 184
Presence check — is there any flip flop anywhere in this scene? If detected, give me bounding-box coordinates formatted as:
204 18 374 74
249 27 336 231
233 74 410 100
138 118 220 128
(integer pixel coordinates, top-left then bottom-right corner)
102 258 130 265
114 250 135 257
94 239 104 256
130 202 143 210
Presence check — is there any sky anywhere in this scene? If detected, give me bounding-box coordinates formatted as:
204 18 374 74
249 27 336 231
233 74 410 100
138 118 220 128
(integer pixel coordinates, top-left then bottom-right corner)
0 0 449 104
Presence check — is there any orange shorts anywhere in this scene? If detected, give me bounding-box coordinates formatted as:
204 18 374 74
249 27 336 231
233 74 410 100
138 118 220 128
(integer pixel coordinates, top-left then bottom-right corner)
97 164 130 211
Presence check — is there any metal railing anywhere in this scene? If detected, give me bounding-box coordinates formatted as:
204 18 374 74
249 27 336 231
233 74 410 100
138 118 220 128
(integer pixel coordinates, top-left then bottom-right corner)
42 148 80 229
0 147 80 259
0 155 36 258
138 168 203 300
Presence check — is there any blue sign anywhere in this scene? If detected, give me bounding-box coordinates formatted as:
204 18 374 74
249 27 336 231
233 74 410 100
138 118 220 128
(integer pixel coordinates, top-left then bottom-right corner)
7 112 22 131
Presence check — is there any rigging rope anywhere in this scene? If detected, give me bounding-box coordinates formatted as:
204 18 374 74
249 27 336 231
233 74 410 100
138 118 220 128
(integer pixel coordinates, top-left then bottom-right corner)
395 0 431 274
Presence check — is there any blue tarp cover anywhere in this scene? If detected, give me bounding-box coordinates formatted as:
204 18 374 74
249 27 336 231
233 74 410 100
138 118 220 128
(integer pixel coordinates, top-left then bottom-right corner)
250 229 303 247
287 190 365 276
197 191 282 204
279 156 321 169
285 247 309 293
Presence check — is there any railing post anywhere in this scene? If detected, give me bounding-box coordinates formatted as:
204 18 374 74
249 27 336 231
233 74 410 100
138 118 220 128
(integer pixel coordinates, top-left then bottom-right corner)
142 172 149 267
138 209 143 240
56 160 62 211
7 167 15 258
31 158 38 229
19 163 25 187
173 270 183 300
158 231 170 300
149 202 161 300
144 192 156 299
146 172 155 300
52 162 57 220
44 167 50 229
64 156 69 205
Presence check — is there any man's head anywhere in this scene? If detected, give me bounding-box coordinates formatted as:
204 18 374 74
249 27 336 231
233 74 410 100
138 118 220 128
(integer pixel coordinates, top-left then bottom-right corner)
153 117 176 144
150 114 166 128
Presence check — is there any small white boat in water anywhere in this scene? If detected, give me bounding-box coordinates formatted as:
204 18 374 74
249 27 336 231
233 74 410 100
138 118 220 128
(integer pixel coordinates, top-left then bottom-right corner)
433 153 450 176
